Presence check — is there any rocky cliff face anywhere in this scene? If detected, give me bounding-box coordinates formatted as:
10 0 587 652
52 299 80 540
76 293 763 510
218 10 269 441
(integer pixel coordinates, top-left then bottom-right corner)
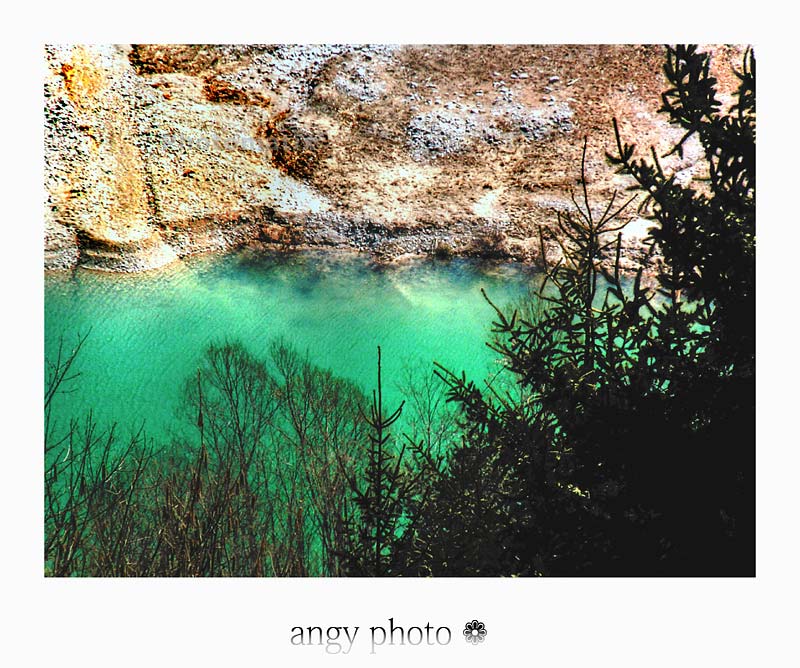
44 44 746 272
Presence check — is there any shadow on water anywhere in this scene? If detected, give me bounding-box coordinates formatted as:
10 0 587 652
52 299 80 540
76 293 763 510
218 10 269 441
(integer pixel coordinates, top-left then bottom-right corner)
45 249 539 443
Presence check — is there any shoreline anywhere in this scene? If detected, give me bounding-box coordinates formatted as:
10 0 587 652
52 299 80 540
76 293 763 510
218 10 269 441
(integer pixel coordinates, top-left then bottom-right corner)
47 44 737 280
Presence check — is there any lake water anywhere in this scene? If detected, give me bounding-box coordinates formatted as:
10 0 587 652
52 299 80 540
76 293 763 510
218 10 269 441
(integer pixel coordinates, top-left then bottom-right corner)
44 250 537 443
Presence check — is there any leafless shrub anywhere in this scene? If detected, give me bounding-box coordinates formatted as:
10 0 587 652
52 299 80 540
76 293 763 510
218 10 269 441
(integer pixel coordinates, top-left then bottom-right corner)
45 337 369 576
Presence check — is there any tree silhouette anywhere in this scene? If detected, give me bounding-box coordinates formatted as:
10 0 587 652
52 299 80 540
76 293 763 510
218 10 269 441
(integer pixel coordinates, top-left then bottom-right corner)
413 45 755 575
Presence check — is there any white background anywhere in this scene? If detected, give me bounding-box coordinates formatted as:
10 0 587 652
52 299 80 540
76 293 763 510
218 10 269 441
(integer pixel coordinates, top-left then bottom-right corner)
1 2 797 666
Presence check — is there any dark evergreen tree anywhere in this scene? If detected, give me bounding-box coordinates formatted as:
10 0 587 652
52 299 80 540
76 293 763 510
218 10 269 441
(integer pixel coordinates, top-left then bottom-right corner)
337 347 424 576
405 45 755 575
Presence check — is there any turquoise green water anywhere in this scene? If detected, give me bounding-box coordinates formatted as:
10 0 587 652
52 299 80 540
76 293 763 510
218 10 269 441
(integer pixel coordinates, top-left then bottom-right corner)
45 250 536 442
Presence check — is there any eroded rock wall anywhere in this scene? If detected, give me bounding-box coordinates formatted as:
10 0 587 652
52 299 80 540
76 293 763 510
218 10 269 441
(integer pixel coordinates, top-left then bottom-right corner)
44 44 747 272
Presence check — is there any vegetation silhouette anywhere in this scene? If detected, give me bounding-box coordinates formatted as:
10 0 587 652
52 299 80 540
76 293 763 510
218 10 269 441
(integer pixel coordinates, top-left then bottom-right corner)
409 45 755 575
44 45 754 576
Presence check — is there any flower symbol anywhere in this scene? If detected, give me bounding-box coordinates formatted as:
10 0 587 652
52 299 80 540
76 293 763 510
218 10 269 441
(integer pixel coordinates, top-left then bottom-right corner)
463 620 487 644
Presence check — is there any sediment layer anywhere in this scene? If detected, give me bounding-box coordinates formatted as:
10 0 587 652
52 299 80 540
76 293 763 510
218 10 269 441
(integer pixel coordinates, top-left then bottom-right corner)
44 44 747 272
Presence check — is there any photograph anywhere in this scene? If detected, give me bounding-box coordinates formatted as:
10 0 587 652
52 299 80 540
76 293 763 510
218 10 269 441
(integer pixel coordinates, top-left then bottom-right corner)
43 42 755 578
